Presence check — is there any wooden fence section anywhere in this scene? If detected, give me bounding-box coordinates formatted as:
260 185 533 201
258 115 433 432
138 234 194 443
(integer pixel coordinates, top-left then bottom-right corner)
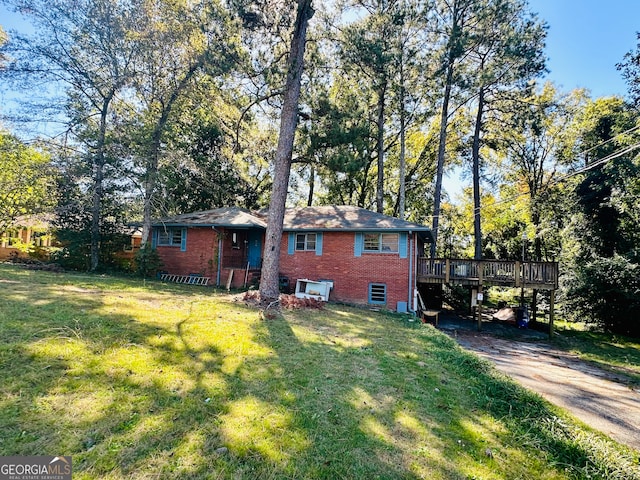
417 258 558 290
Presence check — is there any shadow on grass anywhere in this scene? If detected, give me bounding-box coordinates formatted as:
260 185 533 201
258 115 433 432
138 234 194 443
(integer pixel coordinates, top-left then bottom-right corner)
0 265 637 479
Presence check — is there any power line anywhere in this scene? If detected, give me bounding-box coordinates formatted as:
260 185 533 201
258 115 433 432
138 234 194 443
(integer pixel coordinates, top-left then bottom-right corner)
431 139 640 222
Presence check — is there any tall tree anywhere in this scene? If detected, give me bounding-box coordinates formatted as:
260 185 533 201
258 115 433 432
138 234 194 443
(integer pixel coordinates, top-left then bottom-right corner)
157 84 259 213
492 83 586 260
338 0 402 214
430 0 478 257
131 0 241 245
467 0 546 259
1 0 138 270
259 0 314 303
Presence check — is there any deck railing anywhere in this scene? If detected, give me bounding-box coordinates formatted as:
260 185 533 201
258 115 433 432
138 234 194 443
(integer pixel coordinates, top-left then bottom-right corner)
417 258 558 289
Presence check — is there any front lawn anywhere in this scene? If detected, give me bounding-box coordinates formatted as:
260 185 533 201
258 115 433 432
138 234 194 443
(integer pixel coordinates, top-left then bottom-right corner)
0 264 638 479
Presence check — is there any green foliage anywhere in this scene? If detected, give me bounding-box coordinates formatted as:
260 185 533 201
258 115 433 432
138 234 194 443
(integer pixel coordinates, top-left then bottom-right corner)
158 95 259 213
134 244 163 278
618 32 640 108
562 97 640 336
0 131 57 233
565 255 640 337
52 162 133 273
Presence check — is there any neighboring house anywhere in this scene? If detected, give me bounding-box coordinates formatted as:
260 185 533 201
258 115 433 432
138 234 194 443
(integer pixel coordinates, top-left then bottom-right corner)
0 215 55 261
151 205 433 312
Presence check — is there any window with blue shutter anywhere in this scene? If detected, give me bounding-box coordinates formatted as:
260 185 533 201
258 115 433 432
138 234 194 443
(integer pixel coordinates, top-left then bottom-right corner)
359 233 400 254
155 227 186 250
290 232 323 255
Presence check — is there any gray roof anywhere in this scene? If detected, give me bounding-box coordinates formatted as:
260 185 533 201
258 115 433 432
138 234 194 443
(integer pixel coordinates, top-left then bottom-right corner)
152 205 432 240
151 207 267 228
283 206 432 235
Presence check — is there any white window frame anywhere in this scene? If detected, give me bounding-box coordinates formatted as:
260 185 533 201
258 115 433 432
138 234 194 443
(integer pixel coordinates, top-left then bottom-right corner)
295 233 317 251
363 233 399 253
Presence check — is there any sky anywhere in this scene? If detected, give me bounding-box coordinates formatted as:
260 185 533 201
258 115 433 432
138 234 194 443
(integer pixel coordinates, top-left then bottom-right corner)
527 0 640 98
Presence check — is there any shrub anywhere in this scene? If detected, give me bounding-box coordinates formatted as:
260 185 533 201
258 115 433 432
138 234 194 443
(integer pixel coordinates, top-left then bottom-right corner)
566 254 640 337
134 244 163 278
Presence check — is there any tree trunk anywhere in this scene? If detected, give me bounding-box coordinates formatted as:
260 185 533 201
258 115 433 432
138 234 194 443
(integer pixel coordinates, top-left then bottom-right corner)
140 62 201 246
307 163 315 207
375 80 387 214
472 85 485 260
90 94 113 272
430 63 454 258
398 53 406 220
259 0 313 303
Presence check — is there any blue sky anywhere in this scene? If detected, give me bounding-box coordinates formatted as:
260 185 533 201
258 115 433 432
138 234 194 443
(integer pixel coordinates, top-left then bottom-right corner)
528 0 640 98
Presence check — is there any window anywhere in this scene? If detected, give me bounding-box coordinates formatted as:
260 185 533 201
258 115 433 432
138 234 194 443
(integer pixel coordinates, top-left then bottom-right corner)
232 232 240 249
369 283 387 304
295 233 317 251
363 233 398 253
6 230 20 246
157 228 183 247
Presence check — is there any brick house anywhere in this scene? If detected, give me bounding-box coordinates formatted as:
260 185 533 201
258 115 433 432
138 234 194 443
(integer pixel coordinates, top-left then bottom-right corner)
151 205 432 311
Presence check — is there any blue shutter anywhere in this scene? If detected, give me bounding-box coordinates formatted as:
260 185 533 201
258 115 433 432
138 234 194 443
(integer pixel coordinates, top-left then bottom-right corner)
288 232 295 255
151 229 158 248
180 228 187 251
354 232 363 257
399 232 408 259
315 232 323 256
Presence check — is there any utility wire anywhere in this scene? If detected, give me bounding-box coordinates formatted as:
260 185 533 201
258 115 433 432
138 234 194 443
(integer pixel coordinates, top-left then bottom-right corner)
432 138 640 222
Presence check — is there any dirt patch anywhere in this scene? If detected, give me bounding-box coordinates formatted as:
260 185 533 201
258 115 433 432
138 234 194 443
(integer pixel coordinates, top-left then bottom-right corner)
448 328 640 452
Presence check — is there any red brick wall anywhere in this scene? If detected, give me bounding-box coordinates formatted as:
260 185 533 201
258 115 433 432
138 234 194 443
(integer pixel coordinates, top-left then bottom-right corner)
156 227 218 281
156 227 416 306
279 231 414 310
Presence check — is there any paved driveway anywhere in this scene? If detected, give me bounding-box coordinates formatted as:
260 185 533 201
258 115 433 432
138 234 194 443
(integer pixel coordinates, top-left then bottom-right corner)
448 329 640 452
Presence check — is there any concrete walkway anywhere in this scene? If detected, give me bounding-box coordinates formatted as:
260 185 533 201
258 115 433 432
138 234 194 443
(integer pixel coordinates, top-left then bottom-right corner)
438 315 640 452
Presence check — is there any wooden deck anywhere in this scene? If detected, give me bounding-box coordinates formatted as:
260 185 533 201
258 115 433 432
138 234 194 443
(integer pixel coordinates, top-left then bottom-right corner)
417 258 558 290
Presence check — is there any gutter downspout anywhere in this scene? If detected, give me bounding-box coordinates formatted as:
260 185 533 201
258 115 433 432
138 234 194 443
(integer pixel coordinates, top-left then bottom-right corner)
408 231 414 314
212 226 222 286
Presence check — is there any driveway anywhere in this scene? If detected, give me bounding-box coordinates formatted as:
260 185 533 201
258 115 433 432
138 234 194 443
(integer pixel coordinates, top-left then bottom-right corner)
441 323 640 452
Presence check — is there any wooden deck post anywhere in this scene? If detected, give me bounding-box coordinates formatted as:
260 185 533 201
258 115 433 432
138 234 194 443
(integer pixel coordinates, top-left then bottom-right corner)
445 259 450 283
549 289 555 339
477 285 483 331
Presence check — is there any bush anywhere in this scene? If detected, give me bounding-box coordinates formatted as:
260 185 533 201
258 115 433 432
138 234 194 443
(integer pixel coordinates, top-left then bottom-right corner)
566 254 640 337
134 244 163 278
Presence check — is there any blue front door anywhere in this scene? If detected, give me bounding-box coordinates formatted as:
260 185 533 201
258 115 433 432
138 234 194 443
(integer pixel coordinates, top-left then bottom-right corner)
247 230 262 268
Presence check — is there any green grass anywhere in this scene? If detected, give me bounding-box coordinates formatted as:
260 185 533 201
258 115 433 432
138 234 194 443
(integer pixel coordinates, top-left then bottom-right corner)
553 321 640 386
1 264 638 479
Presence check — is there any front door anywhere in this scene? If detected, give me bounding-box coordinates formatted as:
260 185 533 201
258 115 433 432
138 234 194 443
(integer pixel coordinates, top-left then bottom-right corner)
247 230 262 269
